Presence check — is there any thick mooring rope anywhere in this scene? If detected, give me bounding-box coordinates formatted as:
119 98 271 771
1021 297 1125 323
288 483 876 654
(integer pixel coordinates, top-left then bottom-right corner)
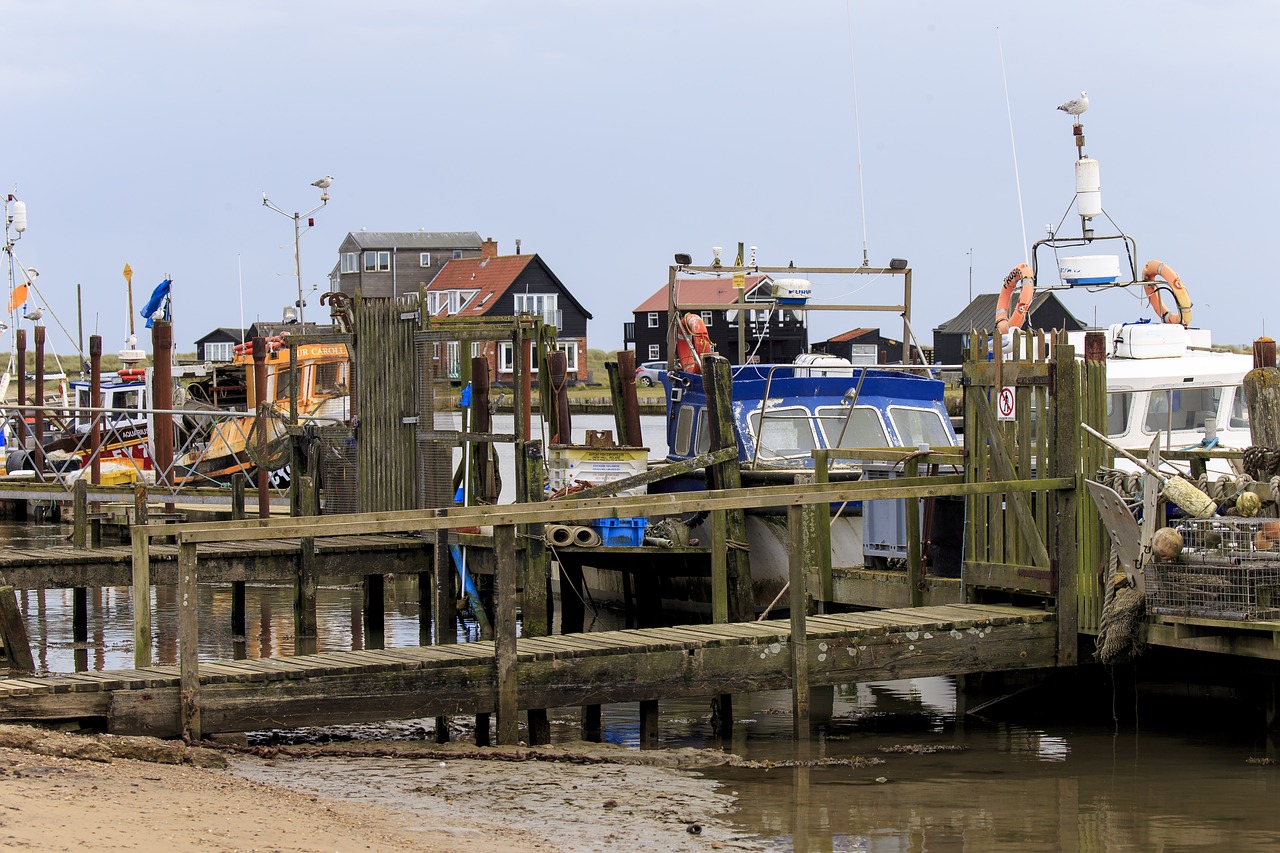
1094 545 1146 665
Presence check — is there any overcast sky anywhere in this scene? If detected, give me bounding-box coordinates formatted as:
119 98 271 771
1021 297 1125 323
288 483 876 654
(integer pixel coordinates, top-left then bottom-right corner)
3 0 1276 360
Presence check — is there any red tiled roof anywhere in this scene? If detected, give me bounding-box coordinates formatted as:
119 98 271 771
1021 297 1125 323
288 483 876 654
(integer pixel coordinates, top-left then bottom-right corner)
633 275 770 313
828 327 878 343
425 255 537 316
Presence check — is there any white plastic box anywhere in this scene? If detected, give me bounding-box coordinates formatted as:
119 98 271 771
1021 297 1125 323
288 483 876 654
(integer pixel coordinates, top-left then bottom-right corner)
547 445 649 496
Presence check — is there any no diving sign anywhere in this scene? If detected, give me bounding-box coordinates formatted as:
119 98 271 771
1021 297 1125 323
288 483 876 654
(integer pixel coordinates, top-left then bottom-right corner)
997 386 1016 421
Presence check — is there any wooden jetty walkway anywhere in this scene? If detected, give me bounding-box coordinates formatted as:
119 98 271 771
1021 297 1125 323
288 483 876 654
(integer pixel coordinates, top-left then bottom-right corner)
0 533 427 588
0 603 1054 739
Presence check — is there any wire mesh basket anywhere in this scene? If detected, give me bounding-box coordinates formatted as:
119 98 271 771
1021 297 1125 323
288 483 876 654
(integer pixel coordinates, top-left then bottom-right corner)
1148 517 1280 621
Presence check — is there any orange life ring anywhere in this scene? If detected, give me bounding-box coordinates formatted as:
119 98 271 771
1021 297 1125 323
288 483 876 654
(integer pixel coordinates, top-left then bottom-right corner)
1141 259 1192 327
995 263 1034 335
675 313 714 373
116 368 146 380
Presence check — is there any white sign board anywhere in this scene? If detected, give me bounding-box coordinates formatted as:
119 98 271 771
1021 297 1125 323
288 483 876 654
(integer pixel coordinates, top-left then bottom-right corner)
997 386 1017 421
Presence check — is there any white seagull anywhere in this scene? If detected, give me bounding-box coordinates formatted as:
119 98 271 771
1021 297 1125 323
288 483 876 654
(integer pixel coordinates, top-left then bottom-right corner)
311 175 333 189
1056 91 1089 118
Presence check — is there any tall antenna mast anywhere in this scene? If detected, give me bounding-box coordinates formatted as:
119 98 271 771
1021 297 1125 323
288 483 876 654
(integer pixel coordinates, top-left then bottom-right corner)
846 0 870 267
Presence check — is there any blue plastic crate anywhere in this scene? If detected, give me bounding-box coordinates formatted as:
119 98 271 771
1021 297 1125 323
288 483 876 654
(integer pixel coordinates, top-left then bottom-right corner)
592 517 647 547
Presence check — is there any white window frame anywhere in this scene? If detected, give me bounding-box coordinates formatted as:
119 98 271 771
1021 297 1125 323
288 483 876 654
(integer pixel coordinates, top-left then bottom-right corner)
363 251 390 272
647 313 659 328
557 341 579 373
647 344 660 360
420 252 432 267
205 341 235 362
340 253 358 274
701 311 714 327
498 342 515 374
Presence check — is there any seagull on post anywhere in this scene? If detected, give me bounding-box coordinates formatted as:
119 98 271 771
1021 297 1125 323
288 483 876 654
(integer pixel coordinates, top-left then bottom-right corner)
1057 91 1089 118
311 175 334 189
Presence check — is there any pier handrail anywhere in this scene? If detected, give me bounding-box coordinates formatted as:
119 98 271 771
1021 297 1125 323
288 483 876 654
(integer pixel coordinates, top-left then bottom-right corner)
139 472 1072 545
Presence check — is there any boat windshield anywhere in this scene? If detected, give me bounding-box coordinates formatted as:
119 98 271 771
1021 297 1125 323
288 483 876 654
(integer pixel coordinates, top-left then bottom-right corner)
1142 387 1223 434
1107 392 1132 437
887 406 951 447
748 406 817 460
815 405 889 449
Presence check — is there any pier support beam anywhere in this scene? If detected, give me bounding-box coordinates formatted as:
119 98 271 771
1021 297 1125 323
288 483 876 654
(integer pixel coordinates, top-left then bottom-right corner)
639 699 659 749
522 442 550 746
295 475 318 656
230 475 246 651
178 542 201 742
494 524 519 746
788 503 812 739
702 355 753 621
433 529 454 743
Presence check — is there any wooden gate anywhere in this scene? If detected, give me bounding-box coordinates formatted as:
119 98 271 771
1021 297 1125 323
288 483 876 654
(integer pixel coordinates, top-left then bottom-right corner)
353 294 421 512
963 331 1088 664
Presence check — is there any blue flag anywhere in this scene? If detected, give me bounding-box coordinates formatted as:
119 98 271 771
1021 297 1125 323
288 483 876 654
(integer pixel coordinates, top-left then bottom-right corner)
140 279 172 328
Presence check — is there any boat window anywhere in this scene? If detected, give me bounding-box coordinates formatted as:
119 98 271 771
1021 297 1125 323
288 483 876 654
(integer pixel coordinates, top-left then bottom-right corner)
76 388 92 409
315 362 346 396
1106 392 1132 437
1229 386 1250 430
674 405 695 456
887 406 951 448
748 406 817 460
815 405 889 449
1143 387 1223 434
694 407 711 455
274 369 295 402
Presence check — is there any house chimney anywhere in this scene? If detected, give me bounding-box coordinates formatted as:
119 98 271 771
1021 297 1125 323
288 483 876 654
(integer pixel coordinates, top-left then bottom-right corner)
481 236 498 259
515 238 521 255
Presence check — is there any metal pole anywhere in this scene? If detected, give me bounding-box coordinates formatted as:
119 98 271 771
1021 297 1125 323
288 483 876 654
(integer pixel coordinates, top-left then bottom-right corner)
294 212 304 324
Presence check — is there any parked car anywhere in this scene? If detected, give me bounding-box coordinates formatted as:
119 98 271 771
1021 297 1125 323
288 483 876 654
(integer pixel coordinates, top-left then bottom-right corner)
635 360 666 387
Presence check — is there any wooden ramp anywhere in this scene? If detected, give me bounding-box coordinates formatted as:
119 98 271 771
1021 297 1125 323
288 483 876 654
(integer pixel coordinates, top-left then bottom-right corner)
0 604 1055 737
0 534 428 588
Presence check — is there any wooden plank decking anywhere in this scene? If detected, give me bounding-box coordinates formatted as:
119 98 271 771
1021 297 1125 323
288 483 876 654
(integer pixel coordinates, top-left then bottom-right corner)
0 603 1056 737
0 533 429 588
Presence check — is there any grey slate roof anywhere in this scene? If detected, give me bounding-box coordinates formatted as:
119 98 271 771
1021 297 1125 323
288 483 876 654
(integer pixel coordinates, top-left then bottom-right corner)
933 292 1082 333
344 231 482 250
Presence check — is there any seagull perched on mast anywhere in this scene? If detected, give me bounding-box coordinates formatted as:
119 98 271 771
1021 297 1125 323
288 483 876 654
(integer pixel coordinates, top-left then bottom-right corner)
1057 91 1089 118
311 175 333 189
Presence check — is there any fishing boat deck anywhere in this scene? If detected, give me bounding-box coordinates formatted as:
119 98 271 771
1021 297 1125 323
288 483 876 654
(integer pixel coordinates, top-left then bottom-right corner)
0 603 1056 737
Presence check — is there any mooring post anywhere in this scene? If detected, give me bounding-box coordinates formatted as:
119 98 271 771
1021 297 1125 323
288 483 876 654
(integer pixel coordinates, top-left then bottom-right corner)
710 507 733 740
905 454 924 608
702 354 753 621
1051 341 1080 667
522 441 551 745
613 350 644 447
639 699 659 749
813 451 834 609
494 524 519 745
252 337 270 519
131 485 152 668
230 474 246 645
788 503 811 738
177 541 201 742
1244 336 1280 449
71 479 89 671
32 325 45 479
72 479 88 550
151 321 174 512
295 475 318 655
433 528 454 744
363 572 385 651
89 335 102 489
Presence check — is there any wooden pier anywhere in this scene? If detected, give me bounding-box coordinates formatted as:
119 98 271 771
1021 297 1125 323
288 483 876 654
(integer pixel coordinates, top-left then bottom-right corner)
0 603 1055 739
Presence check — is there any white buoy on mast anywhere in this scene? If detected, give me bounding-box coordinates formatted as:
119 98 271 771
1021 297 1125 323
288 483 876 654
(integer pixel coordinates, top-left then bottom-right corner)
1075 156 1101 219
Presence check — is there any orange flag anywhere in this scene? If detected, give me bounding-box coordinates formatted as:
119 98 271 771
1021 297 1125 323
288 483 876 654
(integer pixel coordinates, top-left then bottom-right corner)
7 282 28 314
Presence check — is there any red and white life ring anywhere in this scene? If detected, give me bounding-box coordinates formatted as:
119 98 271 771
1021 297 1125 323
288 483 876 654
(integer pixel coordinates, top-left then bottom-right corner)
116 368 146 380
995 263 1035 335
675 313 714 373
1141 259 1192 327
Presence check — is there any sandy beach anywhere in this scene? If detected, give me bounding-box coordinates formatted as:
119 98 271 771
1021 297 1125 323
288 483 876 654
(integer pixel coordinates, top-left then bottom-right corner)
0 726 767 852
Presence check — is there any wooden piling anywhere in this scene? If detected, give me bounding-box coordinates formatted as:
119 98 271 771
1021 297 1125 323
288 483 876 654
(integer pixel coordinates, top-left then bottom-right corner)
904 454 924 608
177 541 201 742
787 503 811 737
252 337 269 519
1051 341 1080 666
89 335 101 487
151 322 174 507
433 528 453 743
494 524 519 745
131 485 151 669
363 572 385 651
702 354 753 620
639 699 659 749
295 475 318 655
613 350 643 447
1244 337 1280 449
522 441 550 746
230 475 246 642
548 350 571 444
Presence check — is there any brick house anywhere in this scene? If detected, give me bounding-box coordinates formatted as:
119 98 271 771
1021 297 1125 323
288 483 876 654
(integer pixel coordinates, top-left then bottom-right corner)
424 240 591 382
626 274 807 365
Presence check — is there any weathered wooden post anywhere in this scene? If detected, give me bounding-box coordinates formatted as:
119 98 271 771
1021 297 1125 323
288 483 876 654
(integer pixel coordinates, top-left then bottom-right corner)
522 441 551 745
252 337 270 519
294 475 318 656
639 699 659 750
433 528 454 744
702 354 753 621
787 502 811 738
1051 340 1080 666
905 453 924 608
613 350 644 448
131 483 151 669
547 350 571 444
151 321 174 509
494 524 519 745
178 541 201 741
33 325 46 480
230 474 246 645
1244 337 1280 450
